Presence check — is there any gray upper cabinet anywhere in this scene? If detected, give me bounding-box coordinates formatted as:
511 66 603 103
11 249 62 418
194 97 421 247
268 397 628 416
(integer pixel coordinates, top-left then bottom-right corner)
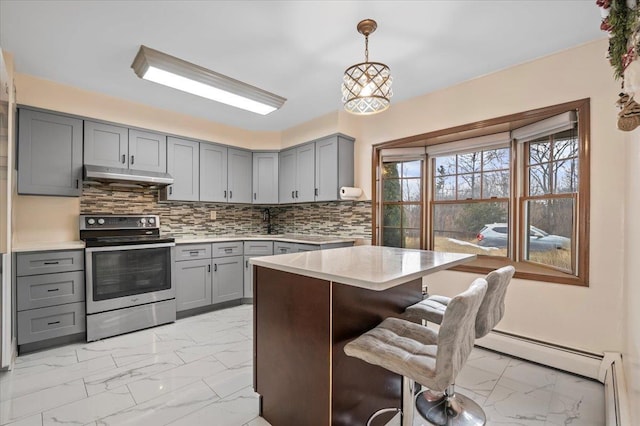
18 109 83 197
128 129 167 173
84 121 128 168
84 121 167 172
200 143 228 202
228 148 252 204
296 143 316 203
166 137 199 201
252 152 278 204
315 134 355 201
278 148 296 203
278 143 315 203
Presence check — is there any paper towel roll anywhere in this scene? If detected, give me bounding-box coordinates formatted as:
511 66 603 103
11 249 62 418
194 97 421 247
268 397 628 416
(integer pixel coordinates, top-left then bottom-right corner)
340 187 362 200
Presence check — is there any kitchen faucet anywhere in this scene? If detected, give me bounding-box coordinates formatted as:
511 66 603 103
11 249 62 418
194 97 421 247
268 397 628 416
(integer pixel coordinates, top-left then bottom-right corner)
262 208 272 234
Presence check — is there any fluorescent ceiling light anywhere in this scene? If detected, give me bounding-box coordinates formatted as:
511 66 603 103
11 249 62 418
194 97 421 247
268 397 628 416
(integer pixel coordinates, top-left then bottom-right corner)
131 45 286 115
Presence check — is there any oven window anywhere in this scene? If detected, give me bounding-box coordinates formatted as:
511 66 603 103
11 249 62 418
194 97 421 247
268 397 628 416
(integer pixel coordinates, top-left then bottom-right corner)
91 247 171 301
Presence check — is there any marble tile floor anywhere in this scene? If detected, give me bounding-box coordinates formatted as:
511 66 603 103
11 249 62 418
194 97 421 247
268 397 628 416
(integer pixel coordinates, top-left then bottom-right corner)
0 305 604 425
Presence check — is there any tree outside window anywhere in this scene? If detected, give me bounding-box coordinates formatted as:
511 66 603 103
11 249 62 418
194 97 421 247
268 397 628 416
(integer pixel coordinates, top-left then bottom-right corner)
381 160 422 248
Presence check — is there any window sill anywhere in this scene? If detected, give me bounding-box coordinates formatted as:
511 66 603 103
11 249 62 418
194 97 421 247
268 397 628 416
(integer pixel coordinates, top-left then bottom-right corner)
450 256 587 287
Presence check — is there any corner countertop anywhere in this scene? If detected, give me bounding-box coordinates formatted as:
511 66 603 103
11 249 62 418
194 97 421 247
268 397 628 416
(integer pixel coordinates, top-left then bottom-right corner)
172 234 357 245
250 245 476 291
13 241 86 252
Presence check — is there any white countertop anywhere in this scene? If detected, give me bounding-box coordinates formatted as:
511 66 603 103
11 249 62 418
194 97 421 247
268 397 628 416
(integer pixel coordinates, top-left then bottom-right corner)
250 245 476 291
12 241 86 252
173 234 356 245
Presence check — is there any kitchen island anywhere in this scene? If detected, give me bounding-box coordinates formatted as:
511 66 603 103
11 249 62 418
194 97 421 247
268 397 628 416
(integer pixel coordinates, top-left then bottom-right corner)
251 246 475 426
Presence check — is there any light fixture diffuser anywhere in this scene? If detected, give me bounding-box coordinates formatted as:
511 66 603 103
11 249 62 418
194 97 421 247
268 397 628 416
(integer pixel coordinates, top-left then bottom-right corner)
131 45 286 115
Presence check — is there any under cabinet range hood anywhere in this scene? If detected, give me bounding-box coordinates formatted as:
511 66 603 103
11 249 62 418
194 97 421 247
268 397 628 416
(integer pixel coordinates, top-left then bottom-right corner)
83 165 174 187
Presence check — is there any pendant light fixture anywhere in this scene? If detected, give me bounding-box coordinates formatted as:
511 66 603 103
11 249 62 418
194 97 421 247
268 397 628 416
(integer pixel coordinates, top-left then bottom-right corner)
342 19 393 115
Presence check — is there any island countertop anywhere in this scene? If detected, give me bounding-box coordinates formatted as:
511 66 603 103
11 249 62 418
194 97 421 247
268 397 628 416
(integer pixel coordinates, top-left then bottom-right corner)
250 245 476 291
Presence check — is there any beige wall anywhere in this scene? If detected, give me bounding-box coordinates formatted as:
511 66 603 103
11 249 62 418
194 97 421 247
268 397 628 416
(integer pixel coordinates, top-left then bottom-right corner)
625 129 640 423
347 39 626 355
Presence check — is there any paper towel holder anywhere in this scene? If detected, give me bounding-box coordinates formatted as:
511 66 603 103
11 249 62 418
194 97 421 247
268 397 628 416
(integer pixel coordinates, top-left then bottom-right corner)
340 186 363 200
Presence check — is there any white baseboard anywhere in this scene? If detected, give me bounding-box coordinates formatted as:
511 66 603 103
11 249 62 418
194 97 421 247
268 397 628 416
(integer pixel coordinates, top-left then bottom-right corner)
602 352 631 426
475 330 603 380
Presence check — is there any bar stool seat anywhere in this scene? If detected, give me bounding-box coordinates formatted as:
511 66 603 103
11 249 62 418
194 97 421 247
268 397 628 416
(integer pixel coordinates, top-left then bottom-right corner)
344 278 488 426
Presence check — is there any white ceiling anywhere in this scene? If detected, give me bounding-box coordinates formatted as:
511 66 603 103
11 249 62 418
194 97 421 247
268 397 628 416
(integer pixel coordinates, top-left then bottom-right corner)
0 1 605 132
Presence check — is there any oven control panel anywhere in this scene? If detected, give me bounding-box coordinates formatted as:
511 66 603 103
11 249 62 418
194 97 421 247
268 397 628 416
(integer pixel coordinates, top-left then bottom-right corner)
80 215 160 230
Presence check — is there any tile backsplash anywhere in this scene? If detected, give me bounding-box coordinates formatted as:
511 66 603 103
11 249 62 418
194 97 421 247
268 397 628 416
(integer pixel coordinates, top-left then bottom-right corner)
80 184 372 239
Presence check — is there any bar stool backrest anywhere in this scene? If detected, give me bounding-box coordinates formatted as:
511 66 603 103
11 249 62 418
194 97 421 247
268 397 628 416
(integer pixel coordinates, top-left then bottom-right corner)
475 266 515 338
433 278 487 391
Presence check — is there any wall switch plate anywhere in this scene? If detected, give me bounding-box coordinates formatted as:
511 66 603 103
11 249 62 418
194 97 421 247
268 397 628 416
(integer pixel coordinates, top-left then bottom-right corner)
210 211 217 220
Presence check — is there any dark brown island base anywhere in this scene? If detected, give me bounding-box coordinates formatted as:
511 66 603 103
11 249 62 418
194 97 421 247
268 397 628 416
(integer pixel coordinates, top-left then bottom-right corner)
251 246 475 426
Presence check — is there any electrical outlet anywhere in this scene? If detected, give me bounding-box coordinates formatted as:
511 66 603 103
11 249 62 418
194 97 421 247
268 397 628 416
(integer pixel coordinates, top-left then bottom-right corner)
210 211 217 220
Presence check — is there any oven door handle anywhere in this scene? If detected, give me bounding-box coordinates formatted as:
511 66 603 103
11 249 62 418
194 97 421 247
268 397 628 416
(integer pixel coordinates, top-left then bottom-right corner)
85 242 176 253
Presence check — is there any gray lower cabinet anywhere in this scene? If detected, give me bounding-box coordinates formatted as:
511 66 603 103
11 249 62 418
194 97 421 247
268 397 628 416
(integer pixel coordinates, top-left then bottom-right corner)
212 255 243 303
228 148 252 204
165 137 200 201
252 152 279 204
16 250 86 348
18 109 83 197
175 258 212 312
274 241 298 254
243 241 274 299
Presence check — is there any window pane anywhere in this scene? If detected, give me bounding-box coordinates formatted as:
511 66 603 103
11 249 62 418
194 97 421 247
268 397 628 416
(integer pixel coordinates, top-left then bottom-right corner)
553 137 578 160
434 156 456 176
382 228 401 247
432 202 508 256
458 173 481 199
524 198 574 272
402 179 421 201
483 148 510 171
402 161 422 178
482 170 510 198
553 158 578 193
383 179 401 201
383 205 401 227
434 175 456 200
382 162 401 179
529 142 551 165
403 229 421 249
458 152 482 173
529 165 550 196
402 205 421 228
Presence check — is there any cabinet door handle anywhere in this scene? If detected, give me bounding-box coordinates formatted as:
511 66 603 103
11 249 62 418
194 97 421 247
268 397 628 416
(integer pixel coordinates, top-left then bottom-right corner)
315 188 318 196
76 179 80 189
47 288 59 292
130 155 135 165
229 191 233 199
208 264 211 273
254 193 257 200
224 190 227 199
169 187 173 195
246 260 249 268
43 261 59 265
295 190 298 198
122 154 126 164
214 264 218 272
291 191 295 199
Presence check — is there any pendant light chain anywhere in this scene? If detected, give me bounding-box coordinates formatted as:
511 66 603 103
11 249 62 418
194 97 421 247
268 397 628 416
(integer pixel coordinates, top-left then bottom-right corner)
365 34 369 62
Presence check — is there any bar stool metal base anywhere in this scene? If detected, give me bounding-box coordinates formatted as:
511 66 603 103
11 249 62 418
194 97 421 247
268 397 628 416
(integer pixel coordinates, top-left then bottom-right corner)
415 386 485 426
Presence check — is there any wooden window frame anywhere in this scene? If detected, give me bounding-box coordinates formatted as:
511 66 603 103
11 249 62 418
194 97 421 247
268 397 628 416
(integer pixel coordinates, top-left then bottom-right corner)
371 99 590 286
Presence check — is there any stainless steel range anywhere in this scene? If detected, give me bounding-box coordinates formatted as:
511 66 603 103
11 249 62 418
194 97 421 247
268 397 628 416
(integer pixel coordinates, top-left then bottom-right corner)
80 214 175 341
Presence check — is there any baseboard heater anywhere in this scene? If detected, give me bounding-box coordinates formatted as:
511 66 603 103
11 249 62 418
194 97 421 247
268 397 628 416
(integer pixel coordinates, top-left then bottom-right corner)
475 331 631 425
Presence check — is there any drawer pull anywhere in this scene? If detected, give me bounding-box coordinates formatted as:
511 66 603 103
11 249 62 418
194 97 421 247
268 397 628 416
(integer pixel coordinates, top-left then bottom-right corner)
189 251 200 255
47 321 60 326
43 261 59 265
224 248 233 253
47 288 60 292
